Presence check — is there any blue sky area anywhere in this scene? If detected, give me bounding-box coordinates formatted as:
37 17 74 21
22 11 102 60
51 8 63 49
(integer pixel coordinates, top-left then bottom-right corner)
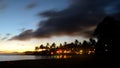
0 0 69 37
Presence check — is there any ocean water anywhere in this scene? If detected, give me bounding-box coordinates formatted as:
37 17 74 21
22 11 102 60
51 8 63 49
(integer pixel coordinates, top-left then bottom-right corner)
0 54 51 61
0 54 71 61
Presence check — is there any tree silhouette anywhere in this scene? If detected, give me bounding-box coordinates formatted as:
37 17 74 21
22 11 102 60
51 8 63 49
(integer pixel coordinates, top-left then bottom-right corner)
33 37 98 55
50 42 56 49
45 43 50 50
82 40 89 48
75 39 79 46
93 16 120 56
89 38 96 47
35 46 39 51
40 44 44 51
59 43 63 48
64 42 67 46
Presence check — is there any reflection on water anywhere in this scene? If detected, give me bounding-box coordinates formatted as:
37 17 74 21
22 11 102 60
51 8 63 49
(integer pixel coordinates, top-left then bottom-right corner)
0 54 72 61
35 55 51 59
35 55 72 59
50 55 72 59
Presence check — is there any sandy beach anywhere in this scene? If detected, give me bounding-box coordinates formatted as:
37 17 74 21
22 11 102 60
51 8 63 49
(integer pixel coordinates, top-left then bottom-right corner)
0 55 115 68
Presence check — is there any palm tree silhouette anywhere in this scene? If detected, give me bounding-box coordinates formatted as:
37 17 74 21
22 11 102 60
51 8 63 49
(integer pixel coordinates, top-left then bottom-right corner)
40 44 44 51
35 46 39 51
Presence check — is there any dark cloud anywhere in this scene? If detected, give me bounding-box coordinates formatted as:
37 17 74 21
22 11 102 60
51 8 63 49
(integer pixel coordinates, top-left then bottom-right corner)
11 0 120 40
11 29 34 40
25 2 37 9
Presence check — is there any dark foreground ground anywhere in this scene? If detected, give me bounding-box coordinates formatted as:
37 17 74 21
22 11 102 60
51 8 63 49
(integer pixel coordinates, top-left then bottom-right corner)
0 55 117 68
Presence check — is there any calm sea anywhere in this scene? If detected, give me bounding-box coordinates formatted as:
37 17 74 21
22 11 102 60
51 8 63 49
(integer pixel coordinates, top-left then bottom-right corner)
0 54 71 61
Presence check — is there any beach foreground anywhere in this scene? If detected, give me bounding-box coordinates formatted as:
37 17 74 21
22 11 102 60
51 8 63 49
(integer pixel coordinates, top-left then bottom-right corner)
0 55 115 68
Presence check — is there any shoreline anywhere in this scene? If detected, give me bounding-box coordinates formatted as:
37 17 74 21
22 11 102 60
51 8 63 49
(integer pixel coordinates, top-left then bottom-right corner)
0 56 114 68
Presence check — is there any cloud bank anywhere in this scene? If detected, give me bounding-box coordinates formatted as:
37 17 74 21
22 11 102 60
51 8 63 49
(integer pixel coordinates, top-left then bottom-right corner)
11 0 120 40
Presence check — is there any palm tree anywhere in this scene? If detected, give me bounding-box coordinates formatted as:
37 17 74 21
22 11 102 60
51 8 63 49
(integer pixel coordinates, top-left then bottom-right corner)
59 43 63 48
64 42 67 46
50 42 56 49
75 39 79 46
82 40 88 47
45 43 50 50
35 46 39 51
40 44 44 51
89 38 96 47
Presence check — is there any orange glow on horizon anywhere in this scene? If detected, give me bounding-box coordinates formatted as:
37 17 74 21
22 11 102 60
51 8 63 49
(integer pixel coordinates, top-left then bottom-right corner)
0 36 88 53
0 40 36 53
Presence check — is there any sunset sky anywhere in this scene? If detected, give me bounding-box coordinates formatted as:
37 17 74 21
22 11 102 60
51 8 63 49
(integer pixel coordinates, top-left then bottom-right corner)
0 0 120 53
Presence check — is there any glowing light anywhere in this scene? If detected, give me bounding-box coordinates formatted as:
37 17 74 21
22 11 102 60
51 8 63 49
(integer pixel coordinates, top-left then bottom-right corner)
80 50 83 54
56 55 62 59
76 52 79 54
63 50 67 53
56 49 62 54
92 51 95 53
63 55 67 59
88 51 91 54
51 52 54 54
